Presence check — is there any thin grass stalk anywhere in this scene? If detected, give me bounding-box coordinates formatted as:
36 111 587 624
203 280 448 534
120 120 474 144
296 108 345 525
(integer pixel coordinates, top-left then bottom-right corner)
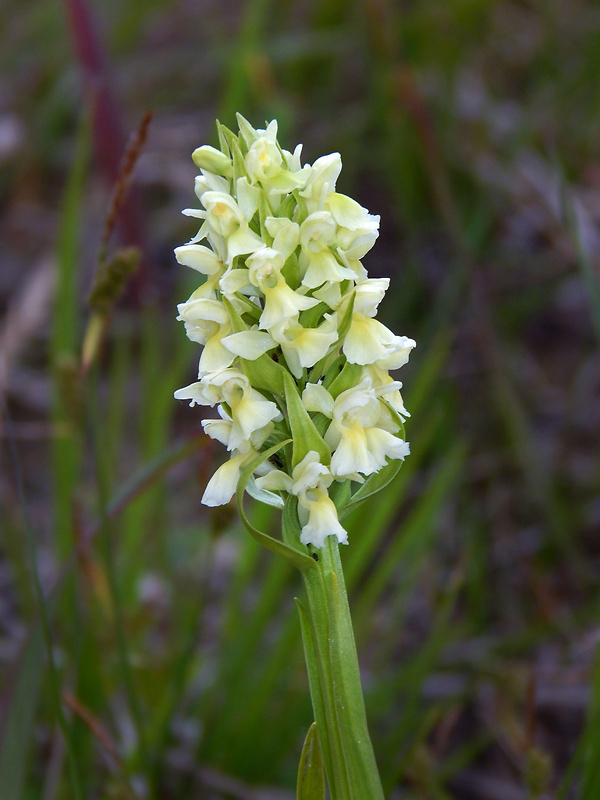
86 368 150 771
147 588 207 792
52 110 90 562
202 556 294 761
2 399 84 800
63 0 146 264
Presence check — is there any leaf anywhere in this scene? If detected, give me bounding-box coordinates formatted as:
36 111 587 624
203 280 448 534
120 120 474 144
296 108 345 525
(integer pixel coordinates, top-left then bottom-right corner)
321 355 344 389
295 600 335 794
328 571 385 800
283 371 331 469
339 457 405 520
248 354 288 396
299 302 329 329
236 440 316 572
278 192 298 220
258 192 275 242
222 295 249 333
335 290 355 342
0 624 45 800
234 113 255 150
282 494 302 547
329 479 352 512
216 120 231 157
297 722 325 800
327 361 362 399
307 293 355 382
282 252 300 290
293 190 309 225
219 125 248 182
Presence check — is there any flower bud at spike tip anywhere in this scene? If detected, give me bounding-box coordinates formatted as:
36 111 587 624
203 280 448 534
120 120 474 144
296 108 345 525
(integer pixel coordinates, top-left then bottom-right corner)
174 115 415 548
192 145 233 176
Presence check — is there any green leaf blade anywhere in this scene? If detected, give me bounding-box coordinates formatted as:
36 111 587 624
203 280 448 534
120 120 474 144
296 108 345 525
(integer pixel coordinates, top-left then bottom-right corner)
328 570 385 800
297 722 326 800
283 371 331 468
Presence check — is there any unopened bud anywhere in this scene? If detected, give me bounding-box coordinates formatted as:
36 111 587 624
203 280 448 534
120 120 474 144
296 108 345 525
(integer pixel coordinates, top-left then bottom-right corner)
192 145 233 177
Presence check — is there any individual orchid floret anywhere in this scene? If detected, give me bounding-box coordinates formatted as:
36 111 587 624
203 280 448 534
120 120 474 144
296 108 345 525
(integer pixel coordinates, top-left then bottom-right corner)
193 170 230 200
300 153 342 213
174 244 227 300
256 452 348 548
244 128 282 183
292 452 348 548
270 313 338 379
201 409 274 506
176 295 235 375
302 381 410 478
362 364 411 419
324 192 380 260
337 278 417 365
237 117 310 205
212 371 282 450
299 212 356 289
246 137 308 199
175 368 281 452
343 313 415 366
246 247 319 330
184 179 264 265
203 185 264 264
264 217 300 260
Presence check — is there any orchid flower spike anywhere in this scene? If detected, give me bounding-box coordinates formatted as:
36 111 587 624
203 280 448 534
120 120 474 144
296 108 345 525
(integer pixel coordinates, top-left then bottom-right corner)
175 114 415 548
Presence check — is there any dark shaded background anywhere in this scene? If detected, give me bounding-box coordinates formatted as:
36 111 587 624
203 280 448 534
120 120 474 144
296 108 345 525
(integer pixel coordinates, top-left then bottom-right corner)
1 1 599 798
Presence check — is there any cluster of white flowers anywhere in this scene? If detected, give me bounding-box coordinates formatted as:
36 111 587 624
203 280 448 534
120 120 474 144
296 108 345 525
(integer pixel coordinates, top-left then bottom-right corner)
175 115 415 548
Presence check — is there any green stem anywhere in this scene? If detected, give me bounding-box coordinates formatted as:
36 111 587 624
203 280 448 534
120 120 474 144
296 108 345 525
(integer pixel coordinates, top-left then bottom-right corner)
299 538 385 800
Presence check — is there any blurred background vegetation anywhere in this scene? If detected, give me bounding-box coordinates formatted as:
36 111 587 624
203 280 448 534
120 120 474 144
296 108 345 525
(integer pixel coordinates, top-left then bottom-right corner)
1 0 599 798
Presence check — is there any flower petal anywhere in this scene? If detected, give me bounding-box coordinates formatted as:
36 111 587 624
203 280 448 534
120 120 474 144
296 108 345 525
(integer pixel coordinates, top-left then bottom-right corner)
298 486 348 548
174 244 223 275
202 452 248 506
221 330 275 360
302 383 334 417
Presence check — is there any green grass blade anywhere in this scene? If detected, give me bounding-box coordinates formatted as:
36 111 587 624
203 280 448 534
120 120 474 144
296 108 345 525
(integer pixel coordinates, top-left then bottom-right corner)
200 554 294 762
296 600 333 793
86 369 149 771
51 108 91 559
354 442 466 623
343 406 444 590
0 624 45 800
2 400 84 800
